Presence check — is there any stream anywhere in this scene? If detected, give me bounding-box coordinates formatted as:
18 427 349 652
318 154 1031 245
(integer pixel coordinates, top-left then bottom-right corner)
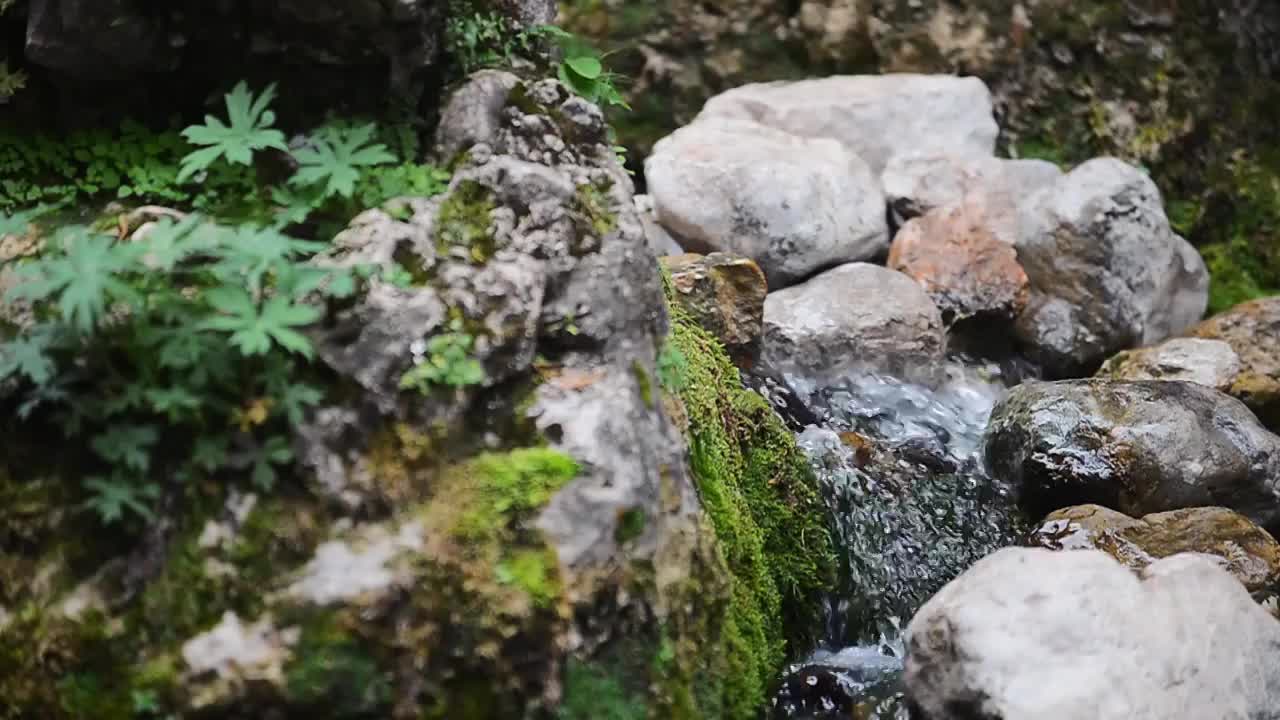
764 358 1031 718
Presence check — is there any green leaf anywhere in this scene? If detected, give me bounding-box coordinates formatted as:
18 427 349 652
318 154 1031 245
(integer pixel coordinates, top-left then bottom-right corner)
145 386 202 420
0 205 52 238
83 476 159 524
0 335 54 385
565 55 603 80
200 288 320 358
289 123 397 199
178 81 287 182
7 227 141 333
90 424 158 473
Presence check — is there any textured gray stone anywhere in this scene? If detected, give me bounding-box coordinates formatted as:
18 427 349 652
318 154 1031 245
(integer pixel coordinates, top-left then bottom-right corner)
882 151 1062 226
697 74 999 175
646 116 888 289
985 379 1280 532
1097 337 1242 392
904 548 1280 720
1014 158 1209 376
762 263 945 386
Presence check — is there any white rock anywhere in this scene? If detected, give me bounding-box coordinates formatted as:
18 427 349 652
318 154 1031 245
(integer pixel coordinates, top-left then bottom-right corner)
646 117 888 289
904 548 1280 720
1098 337 1243 391
1015 158 1210 375
697 74 998 175
761 263 945 386
882 151 1062 228
181 612 299 708
287 522 424 605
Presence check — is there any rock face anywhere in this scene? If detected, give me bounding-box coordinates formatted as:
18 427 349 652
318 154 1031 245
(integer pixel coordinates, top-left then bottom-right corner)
1097 337 1242 393
888 199 1030 323
1188 296 1280 429
661 252 767 361
696 75 999 175
762 263 945 386
985 379 1280 532
645 117 888 289
904 548 1280 720
1030 504 1280 596
881 152 1061 225
1014 158 1210 376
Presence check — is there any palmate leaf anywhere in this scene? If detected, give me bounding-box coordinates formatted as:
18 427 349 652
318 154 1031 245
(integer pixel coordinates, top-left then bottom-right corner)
83 475 159 524
210 224 328 293
178 81 288 182
0 335 54 385
290 124 396 199
90 424 158 473
0 205 52 238
201 287 321 358
6 228 142 333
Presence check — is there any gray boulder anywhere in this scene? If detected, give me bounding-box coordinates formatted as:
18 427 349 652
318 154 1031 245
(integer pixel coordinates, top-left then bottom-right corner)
985 379 1280 532
1014 158 1209 376
882 151 1062 226
762 263 944 386
904 548 1280 720
646 116 888 289
697 74 999 175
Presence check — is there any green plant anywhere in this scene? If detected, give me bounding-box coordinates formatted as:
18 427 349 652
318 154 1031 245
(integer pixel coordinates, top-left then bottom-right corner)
0 62 25 101
289 124 396 200
178 82 287 183
536 27 630 110
0 214 361 524
656 342 689 392
399 319 486 393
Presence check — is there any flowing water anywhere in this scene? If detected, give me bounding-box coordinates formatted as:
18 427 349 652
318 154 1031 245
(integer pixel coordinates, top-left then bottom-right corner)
767 359 1030 718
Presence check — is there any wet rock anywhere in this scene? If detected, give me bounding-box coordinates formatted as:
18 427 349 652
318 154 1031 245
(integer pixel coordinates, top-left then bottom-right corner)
696 75 999 175
645 117 888 289
985 379 1280 532
1014 158 1209 376
882 151 1062 225
904 548 1280 720
661 253 767 361
1030 505 1280 596
888 199 1030 323
1097 337 1242 392
1187 296 1280 429
762 263 944 387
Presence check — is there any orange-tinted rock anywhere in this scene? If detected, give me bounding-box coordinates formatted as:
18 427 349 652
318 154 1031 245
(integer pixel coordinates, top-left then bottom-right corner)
888 199 1029 323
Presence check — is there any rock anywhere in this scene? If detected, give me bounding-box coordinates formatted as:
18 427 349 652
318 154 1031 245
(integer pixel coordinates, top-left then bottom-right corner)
661 253 767 361
882 151 1062 225
1097 337 1242 392
1030 504 1280 595
985 379 1280 532
888 199 1030 323
1187 296 1280 428
762 263 945 386
904 548 1280 720
181 612 299 710
1014 158 1210 376
634 194 684 257
433 69 520 162
645 116 888 289
696 75 999 175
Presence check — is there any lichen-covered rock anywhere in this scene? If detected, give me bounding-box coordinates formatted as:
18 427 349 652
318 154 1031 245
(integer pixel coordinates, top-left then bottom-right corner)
1030 504 1280 597
904 548 1280 720
888 199 1029 323
1097 337 1242 393
696 74 998 175
645 117 888 289
762 263 945 387
985 379 1280 533
1014 158 1209 376
1187 296 1280 429
433 69 521 162
660 252 766 363
881 151 1061 225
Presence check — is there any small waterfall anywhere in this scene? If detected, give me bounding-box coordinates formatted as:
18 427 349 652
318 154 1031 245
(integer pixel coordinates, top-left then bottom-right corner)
771 359 1029 718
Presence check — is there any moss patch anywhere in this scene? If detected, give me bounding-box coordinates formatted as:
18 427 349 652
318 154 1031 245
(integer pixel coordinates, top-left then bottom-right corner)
435 179 497 263
661 275 835 717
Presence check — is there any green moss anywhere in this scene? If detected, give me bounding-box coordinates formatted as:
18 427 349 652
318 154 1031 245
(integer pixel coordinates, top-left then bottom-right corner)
631 360 653 408
284 615 392 717
662 278 836 717
436 179 497 263
613 508 647 544
558 659 648 720
451 449 580 543
575 182 617 238
495 547 562 608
